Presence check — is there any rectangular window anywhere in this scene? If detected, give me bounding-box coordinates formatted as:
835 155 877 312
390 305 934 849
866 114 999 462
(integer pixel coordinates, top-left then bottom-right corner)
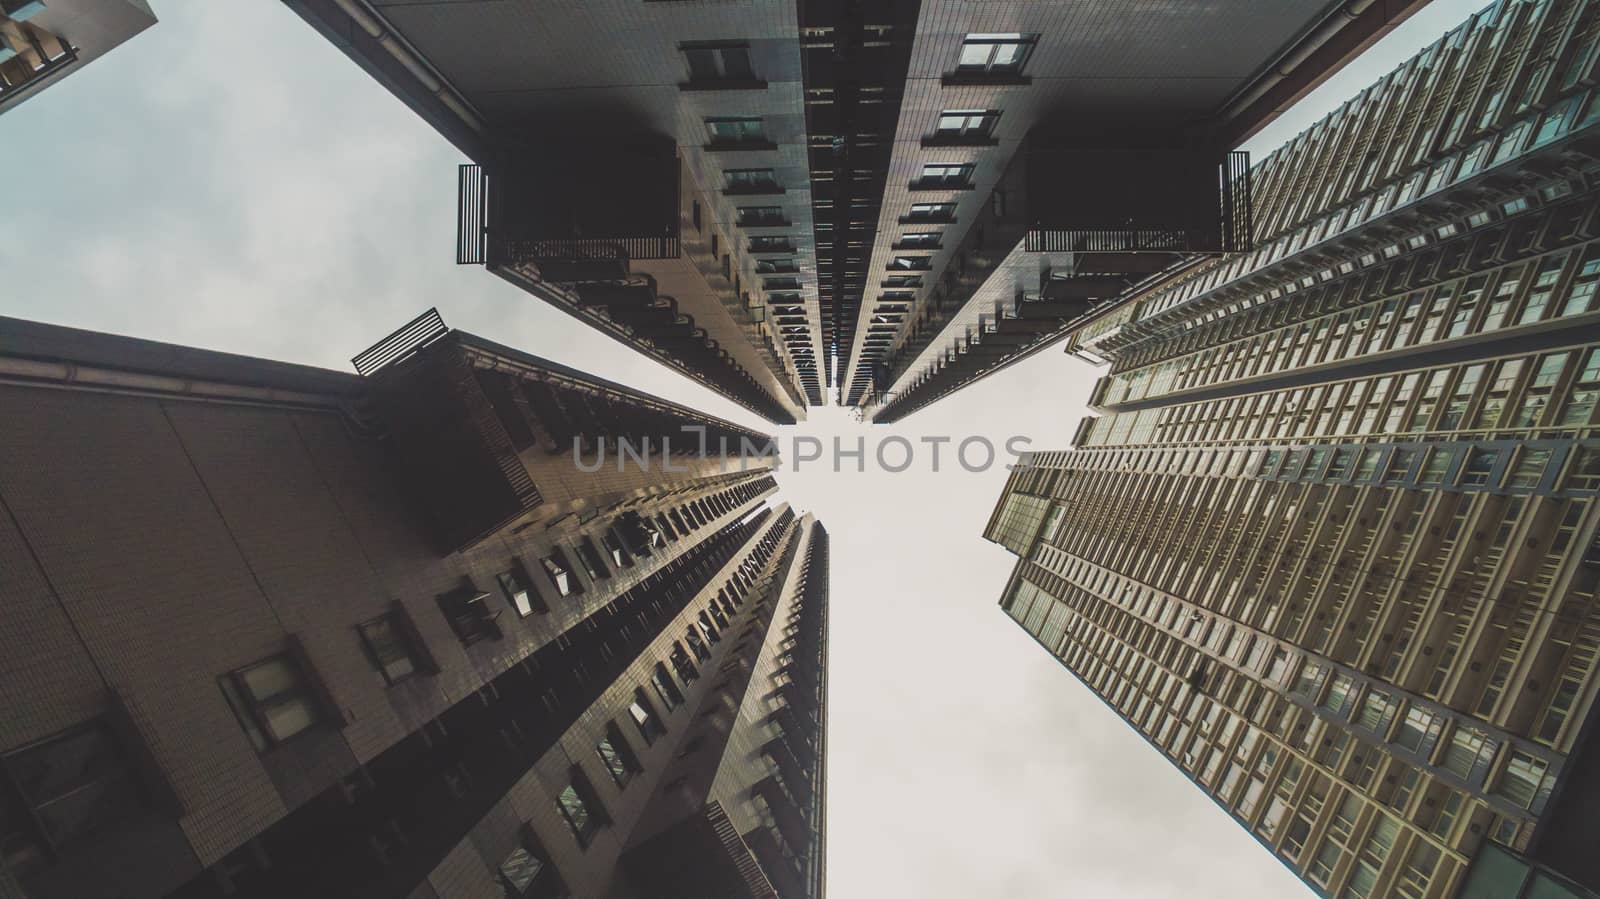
220 653 324 751
706 116 767 146
601 530 633 570
749 235 795 253
934 109 1000 138
0 721 144 876
541 548 583 597
1497 749 1555 813
575 538 610 583
915 163 974 188
497 562 545 617
652 662 685 711
890 255 932 271
726 168 779 192
596 723 642 789
1393 706 1441 757
497 842 553 897
737 206 787 227
554 767 608 848
669 642 700 685
897 231 941 248
904 201 957 222
628 688 667 744
357 611 426 685
955 33 1036 75
437 583 502 645
683 42 755 82
883 274 923 288
1441 726 1496 783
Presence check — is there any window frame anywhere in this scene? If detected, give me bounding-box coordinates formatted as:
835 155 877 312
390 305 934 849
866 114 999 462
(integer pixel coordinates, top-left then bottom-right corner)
219 652 326 752
952 33 1037 78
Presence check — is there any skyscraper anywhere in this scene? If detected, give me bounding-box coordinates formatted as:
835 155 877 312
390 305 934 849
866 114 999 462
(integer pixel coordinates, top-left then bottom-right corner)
0 0 157 115
274 0 1419 419
0 310 826 899
986 1 1600 897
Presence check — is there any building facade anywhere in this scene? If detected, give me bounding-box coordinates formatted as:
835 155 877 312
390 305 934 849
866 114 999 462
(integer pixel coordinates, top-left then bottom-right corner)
987 1 1600 897
276 0 1421 419
0 0 156 115
0 310 826 899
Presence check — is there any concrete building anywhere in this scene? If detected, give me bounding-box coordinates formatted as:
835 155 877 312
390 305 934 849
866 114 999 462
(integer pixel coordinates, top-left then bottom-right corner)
0 0 156 115
274 0 1425 421
0 310 827 899
986 1 1600 896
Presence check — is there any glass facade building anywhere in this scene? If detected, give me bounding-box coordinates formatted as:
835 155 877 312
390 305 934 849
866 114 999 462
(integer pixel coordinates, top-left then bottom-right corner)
987 1 1600 896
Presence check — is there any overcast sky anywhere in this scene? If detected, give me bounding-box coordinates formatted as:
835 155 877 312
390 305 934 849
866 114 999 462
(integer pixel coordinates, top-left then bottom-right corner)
0 1 1485 896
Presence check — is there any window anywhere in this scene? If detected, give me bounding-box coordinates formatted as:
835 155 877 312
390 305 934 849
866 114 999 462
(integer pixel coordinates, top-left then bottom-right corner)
652 662 685 711
1356 690 1398 735
220 653 325 751
554 767 608 848
438 583 502 645
915 163 974 188
1393 706 1442 757
883 274 923 288
497 563 545 617
737 206 786 227
897 231 942 248
935 109 999 139
575 538 610 583
1441 726 1497 784
955 33 1036 76
628 688 667 744
890 255 932 271
670 642 700 685
357 611 427 685
726 168 779 192
601 530 633 570
750 235 795 253
540 548 582 598
497 843 553 897
683 42 755 82
1 721 144 876
706 116 767 146
686 626 712 662
595 723 642 788
1496 749 1555 812
904 201 957 222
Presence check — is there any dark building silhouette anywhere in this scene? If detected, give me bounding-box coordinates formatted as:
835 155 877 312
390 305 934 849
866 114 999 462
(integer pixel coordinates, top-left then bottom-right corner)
0 311 826 899
987 1 1600 896
275 0 1421 419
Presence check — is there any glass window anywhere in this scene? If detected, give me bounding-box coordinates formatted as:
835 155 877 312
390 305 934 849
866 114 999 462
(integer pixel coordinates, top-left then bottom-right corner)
1441 726 1497 784
498 845 547 895
596 722 641 789
628 689 667 744
1 722 143 874
541 548 582 597
437 584 502 645
726 168 779 192
357 612 425 685
706 116 766 144
575 538 610 583
737 206 787 226
1393 706 1441 757
554 769 607 848
955 34 1036 75
684 43 754 82
1497 750 1555 812
906 201 957 221
220 653 323 751
497 563 544 616
916 163 974 187
935 108 1000 137
651 663 684 711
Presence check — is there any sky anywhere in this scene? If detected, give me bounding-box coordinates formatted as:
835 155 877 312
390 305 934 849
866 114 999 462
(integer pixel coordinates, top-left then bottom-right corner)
0 1 1485 896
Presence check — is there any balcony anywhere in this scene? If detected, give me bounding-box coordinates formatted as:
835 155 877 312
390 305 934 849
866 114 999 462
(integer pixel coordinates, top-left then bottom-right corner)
0 13 76 112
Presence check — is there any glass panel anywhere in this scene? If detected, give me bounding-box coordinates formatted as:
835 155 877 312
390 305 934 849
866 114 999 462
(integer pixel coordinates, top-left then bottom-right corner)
500 846 545 891
261 697 317 743
238 658 300 702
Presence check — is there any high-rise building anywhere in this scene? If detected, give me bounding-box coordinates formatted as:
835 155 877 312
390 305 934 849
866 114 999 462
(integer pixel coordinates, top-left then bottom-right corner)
0 0 156 115
986 1 1600 897
0 310 827 899
274 0 1422 420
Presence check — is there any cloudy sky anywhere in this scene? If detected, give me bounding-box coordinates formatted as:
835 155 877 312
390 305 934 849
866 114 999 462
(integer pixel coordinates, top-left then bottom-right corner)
0 1 1484 895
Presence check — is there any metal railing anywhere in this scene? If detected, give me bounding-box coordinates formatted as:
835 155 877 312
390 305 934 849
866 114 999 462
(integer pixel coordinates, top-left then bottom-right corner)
455 164 487 264
351 307 449 375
